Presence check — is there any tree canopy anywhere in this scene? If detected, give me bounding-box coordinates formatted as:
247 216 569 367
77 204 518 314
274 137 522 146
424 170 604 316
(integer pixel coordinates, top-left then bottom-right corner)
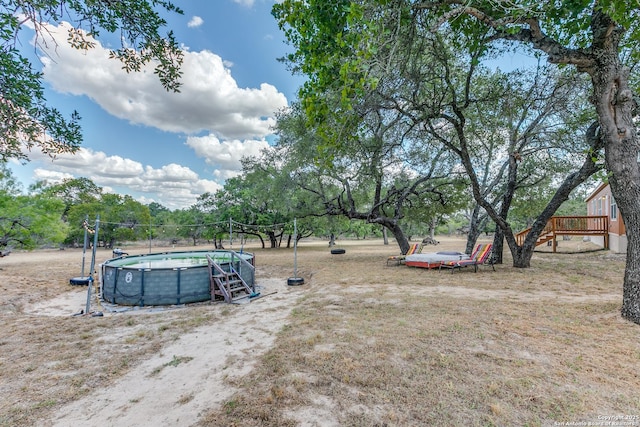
0 166 68 249
273 1 640 324
1 0 183 162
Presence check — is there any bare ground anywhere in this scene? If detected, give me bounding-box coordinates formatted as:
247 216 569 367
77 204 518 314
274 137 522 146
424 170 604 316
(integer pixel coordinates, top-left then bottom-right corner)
1 237 639 427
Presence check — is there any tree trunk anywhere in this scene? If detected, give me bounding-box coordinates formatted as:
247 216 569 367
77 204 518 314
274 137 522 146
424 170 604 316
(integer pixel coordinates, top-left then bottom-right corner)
620 226 640 323
511 238 536 268
492 227 505 264
480 138 601 269
388 223 410 254
428 217 437 241
465 206 487 254
382 226 389 245
214 236 224 249
590 46 640 324
453 137 600 271
465 224 481 255
267 231 278 248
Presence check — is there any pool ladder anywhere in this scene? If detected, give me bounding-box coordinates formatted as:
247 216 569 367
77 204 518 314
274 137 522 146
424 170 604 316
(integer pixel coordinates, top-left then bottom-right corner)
207 255 252 303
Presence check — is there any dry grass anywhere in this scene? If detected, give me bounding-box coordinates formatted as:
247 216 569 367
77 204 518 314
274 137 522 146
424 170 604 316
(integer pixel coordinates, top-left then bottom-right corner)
0 245 228 427
1 237 639 427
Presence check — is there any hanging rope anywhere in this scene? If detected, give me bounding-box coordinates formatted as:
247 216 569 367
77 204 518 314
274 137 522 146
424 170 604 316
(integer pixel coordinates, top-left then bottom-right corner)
83 218 296 234
82 219 95 234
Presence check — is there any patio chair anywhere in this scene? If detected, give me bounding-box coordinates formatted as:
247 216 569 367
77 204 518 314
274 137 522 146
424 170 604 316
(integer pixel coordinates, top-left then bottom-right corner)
405 250 470 269
387 242 422 266
438 243 495 273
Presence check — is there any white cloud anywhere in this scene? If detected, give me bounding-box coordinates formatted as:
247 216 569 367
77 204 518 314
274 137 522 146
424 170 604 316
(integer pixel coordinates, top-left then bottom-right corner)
38 22 288 140
29 148 221 210
188 16 204 28
45 149 145 178
186 135 270 180
233 0 255 7
32 169 74 183
24 21 285 209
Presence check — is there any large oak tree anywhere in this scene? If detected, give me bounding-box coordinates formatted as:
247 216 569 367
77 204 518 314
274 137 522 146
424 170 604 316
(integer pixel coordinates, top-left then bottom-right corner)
419 1 640 324
274 1 640 324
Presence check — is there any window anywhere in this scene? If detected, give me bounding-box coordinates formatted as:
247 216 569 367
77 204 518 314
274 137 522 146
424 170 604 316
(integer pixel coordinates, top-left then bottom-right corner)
611 196 618 221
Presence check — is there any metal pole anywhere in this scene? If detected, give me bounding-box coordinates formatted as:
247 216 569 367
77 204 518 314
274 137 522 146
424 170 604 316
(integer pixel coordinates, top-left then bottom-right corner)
85 215 100 314
81 214 88 277
293 218 298 277
287 218 304 286
229 217 233 248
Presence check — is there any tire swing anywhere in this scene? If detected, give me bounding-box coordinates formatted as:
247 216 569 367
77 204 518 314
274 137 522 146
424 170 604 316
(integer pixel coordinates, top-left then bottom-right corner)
287 277 305 286
69 276 91 286
287 219 305 286
330 248 346 255
70 216 94 286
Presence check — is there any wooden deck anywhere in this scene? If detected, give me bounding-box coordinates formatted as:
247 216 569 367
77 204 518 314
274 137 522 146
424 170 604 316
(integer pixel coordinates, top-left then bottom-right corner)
515 216 609 252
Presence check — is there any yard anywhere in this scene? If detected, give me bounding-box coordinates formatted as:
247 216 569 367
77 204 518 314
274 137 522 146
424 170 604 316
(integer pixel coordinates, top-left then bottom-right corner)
0 237 638 426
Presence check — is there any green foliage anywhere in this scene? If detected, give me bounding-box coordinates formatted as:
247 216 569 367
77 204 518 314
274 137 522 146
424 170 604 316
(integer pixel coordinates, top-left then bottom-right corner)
556 196 588 216
270 98 468 248
537 0 639 53
146 202 176 241
0 191 68 249
211 166 297 247
1 0 183 163
273 0 380 152
507 178 557 230
0 38 83 162
32 177 102 218
437 212 469 235
0 162 22 195
66 192 151 246
170 208 202 244
0 164 68 249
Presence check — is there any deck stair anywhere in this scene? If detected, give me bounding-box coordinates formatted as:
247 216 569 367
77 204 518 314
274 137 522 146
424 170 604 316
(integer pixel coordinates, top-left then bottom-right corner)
534 232 555 246
207 255 253 303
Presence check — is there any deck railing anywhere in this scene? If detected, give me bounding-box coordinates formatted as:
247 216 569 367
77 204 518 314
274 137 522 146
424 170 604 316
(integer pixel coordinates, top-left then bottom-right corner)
229 250 256 292
515 215 609 250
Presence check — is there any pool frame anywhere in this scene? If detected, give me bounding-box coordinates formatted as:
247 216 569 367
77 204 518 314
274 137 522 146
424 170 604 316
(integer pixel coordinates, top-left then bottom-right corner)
100 250 255 306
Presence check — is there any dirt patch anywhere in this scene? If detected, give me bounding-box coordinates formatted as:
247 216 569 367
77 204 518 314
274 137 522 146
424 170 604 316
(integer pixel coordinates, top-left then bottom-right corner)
42 278 300 427
26 290 88 316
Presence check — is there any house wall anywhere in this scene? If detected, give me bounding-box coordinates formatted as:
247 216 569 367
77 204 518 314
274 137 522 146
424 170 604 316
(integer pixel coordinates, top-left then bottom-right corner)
585 183 626 253
610 233 628 254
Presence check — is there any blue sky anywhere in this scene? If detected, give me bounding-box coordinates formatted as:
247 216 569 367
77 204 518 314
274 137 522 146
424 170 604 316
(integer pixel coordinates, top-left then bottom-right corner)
10 0 303 210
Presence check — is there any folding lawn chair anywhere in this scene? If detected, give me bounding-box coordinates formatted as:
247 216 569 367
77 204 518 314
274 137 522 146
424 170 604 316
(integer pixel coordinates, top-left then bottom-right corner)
387 242 422 266
438 243 495 273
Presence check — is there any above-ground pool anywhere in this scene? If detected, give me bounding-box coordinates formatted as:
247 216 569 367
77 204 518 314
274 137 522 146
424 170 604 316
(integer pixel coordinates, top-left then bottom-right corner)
101 250 255 306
